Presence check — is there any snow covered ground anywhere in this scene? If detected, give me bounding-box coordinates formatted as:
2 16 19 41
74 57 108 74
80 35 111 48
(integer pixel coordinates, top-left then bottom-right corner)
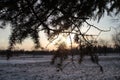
0 55 120 80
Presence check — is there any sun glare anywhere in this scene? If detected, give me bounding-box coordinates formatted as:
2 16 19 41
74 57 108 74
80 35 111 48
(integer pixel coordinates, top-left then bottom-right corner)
56 34 78 49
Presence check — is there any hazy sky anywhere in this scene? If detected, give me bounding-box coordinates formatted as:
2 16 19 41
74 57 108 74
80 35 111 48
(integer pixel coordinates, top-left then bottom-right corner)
0 14 118 50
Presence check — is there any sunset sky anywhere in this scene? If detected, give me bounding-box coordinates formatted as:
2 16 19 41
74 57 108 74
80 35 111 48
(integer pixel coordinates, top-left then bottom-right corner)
0 14 118 50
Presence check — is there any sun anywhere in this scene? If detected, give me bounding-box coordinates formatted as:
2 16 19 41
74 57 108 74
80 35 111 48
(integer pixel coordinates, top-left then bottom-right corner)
45 33 79 50
58 34 78 49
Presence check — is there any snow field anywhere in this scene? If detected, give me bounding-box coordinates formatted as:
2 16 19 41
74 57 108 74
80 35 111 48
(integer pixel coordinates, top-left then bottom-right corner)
0 55 120 80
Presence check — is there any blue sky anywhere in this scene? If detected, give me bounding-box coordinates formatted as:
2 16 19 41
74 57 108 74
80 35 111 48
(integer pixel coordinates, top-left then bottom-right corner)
0 14 118 50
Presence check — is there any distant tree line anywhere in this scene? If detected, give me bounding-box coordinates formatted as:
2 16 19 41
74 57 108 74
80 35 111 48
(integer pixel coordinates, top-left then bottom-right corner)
0 50 53 56
0 45 119 57
71 45 120 56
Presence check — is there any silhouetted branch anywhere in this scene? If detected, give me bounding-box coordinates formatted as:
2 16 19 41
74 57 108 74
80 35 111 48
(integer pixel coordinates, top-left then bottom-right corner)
85 20 111 32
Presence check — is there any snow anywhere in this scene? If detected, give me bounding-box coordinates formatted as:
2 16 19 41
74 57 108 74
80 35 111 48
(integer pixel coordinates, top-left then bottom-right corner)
0 55 120 80
0 55 52 64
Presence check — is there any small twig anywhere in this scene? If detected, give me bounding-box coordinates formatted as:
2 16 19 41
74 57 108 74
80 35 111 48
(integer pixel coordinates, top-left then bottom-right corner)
83 25 91 34
85 20 111 32
45 34 59 48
